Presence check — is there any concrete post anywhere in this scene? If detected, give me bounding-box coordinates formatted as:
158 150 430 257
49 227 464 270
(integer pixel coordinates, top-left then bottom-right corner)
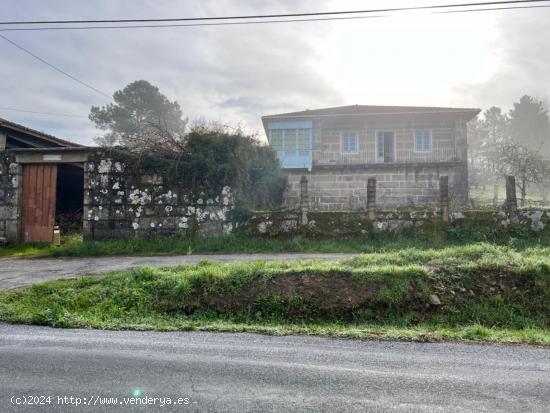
506 176 517 213
440 176 449 223
299 175 309 225
367 177 376 220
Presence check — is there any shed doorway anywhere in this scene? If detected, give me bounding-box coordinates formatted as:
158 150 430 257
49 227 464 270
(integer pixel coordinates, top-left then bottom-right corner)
56 164 84 235
21 163 84 243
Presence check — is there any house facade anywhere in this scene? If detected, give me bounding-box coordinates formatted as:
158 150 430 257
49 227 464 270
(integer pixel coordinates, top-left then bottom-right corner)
262 105 480 210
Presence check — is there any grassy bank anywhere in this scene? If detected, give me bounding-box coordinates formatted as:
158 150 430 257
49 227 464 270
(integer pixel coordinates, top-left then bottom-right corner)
1 243 548 345
1 231 550 259
0 234 475 258
0 234 411 258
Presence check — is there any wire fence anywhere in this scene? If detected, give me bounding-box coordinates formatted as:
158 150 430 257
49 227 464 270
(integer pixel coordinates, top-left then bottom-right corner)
469 182 549 208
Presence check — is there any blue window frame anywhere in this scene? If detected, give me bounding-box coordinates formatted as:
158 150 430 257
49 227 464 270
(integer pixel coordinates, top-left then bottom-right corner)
267 121 313 170
414 130 432 152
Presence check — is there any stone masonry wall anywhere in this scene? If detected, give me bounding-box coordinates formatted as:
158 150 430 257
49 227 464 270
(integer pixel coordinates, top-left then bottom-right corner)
312 117 462 165
283 163 468 210
243 208 550 239
83 155 234 240
0 152 21 243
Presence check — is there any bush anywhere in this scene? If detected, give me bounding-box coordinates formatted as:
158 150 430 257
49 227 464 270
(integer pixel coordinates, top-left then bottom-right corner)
102 127 287 210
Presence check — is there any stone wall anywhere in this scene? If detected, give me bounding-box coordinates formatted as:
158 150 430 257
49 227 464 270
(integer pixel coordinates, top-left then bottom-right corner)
0 152 20 243
83 153 234 240
242 208 550 239
283 163 468 210
312 117 463 165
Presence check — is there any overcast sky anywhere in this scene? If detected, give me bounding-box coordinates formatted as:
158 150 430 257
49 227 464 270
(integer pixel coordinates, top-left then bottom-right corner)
0 0 548 145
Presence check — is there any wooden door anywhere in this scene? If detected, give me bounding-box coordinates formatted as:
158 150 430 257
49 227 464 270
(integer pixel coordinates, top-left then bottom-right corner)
21 164 58 243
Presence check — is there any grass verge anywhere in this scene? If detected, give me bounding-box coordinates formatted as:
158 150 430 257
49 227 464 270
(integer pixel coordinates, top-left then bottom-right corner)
1 232 550 259
1 243 549 345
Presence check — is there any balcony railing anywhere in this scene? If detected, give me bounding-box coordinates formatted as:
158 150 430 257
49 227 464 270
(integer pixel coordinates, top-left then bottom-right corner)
313 148 461 166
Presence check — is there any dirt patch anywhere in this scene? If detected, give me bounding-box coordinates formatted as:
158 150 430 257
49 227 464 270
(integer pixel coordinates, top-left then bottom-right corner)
211 272 380 312
156 271 404 318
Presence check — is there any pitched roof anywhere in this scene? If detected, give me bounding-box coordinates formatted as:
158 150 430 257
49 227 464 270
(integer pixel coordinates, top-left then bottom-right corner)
0 117 82 147
262 104 481 120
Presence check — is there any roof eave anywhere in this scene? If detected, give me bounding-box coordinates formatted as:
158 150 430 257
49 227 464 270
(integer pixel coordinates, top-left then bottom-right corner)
0 119 82 148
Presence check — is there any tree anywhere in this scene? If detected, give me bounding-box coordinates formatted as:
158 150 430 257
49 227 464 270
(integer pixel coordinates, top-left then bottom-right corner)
180 123 287 209
89 80 187 151
509 95 550 157
467 107 510 203
481 107 510 202
498 142 550 205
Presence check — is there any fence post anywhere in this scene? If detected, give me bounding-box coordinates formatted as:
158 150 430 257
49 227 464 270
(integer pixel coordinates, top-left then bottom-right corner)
440 176 449 223
506 175 517 213
299 175 309 225
367 177 376 220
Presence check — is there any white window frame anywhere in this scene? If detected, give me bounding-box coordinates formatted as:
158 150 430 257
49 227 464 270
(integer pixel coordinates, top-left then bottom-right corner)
374 130 396 164
413 129 433 153
340 131 359 155
268 129 284 152
268 129 311 155
283 128 298 156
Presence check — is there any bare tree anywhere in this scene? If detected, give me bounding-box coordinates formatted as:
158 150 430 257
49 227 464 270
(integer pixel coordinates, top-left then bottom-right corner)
498 142 550 205
468 107 510 203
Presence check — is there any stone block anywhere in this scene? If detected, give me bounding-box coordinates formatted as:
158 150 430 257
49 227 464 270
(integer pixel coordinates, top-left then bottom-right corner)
5 219 20 243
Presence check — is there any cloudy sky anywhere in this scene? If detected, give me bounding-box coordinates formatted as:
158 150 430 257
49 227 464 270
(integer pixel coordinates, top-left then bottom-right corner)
0 0 548 145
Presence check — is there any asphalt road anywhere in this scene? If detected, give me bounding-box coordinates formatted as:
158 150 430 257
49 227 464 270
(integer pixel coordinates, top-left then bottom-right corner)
0 253 356 290
0 324 548 412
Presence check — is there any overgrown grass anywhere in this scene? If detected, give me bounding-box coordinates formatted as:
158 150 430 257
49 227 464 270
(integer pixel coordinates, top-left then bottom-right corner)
1 231 549 259
1 243 549 345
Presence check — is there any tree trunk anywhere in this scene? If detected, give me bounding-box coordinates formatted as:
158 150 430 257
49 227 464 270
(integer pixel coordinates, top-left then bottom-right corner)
493 182 499 206
520 180 527 206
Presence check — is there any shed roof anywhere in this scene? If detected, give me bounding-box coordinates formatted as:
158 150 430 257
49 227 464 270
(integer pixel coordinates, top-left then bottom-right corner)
0 117 82 148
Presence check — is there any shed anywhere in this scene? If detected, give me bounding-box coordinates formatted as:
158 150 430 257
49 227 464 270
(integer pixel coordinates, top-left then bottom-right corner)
0 118 90 243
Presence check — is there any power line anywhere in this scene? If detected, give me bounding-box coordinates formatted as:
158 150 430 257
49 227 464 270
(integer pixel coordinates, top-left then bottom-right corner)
0 34 111 99
438 2 550 11
0 1 547 121
0 3 548 32
0 15 386 32
0 0 547 25
0 106 88 118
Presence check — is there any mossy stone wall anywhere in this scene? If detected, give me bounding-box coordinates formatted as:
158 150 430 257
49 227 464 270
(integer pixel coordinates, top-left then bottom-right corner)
83 151 235 240
240 208 550 240
0 152 20 243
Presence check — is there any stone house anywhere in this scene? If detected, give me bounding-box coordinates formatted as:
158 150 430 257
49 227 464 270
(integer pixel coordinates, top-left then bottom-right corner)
262 105 480 210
